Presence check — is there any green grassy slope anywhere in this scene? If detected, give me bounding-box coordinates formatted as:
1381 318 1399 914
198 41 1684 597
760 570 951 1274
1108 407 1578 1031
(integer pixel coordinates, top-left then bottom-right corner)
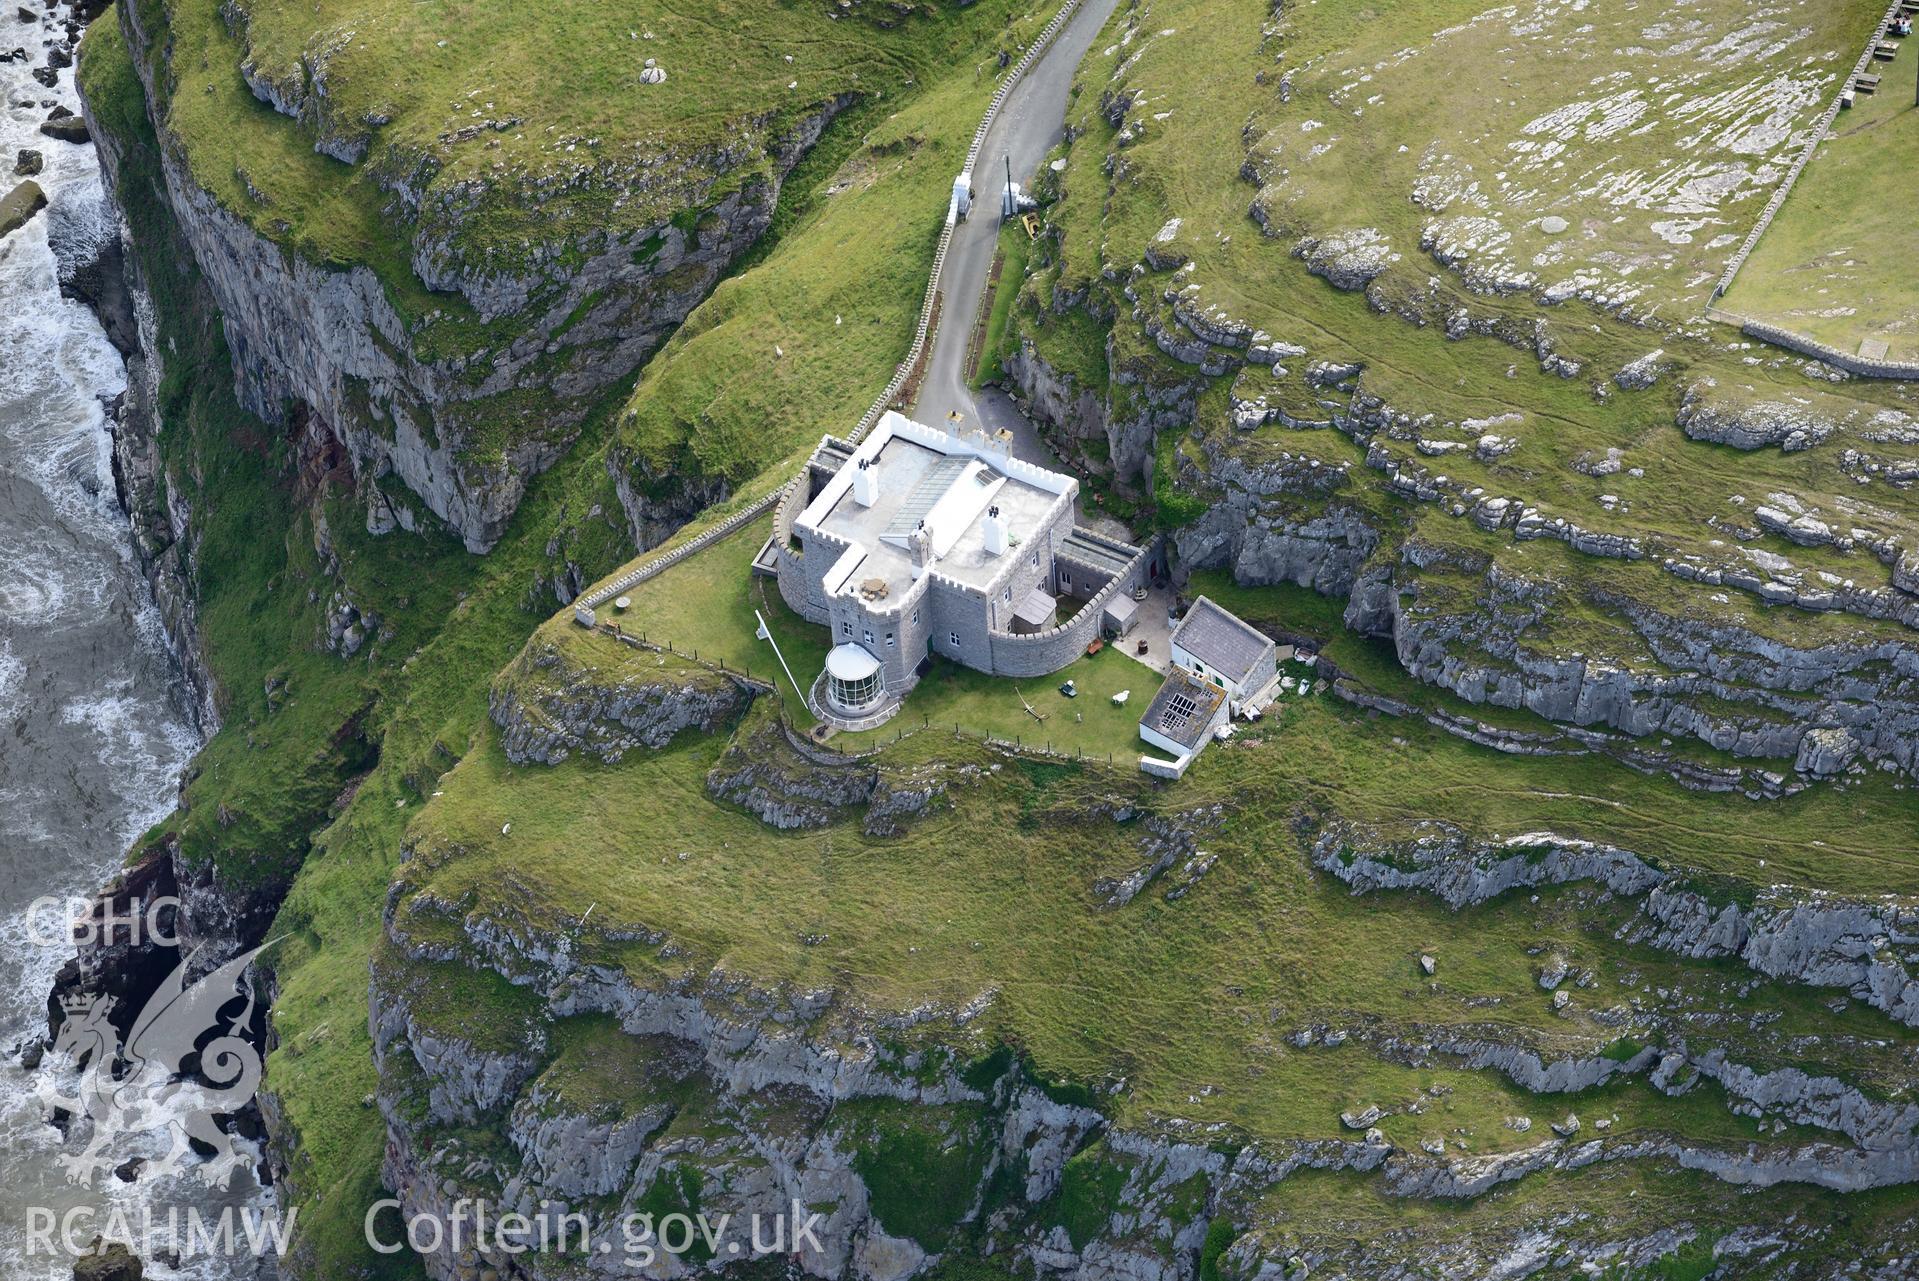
1722 44 1919 362
985 0 1919 812
82 0 1919 1269
393 0 1919 1260
609 23 1049 514
83 0 1081 1271
150 0 1042 302
389 646 1918 1218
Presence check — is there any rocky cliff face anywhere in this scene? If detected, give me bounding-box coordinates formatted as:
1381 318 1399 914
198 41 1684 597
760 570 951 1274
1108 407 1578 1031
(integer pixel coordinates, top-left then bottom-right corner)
490 635 755 766
1314 818 1919 1031
1357 537 1919 779
68 59 216 728
1150 401 1919 783
361 702 1919 1281
1003 0 1919 797
372 876 1919 1281
1003 323 1201 498
370 927 1109 1281
704 711 884 829
109 0 849 552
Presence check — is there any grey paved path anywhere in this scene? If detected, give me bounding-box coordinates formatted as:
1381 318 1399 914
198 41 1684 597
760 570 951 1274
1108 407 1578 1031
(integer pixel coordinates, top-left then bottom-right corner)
914 0 1122 470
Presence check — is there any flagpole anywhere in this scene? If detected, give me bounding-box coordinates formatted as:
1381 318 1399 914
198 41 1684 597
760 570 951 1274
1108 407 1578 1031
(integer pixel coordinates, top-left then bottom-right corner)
755 610 809 712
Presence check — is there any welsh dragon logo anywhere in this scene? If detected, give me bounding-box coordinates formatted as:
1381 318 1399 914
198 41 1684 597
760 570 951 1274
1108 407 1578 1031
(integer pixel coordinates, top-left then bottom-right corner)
40 943 274 1188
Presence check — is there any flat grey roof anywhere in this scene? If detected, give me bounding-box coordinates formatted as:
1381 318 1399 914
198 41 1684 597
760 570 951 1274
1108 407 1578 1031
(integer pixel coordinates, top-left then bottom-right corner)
1140 669 1226 751
1172 596 1273 685
1059 529 1139 578
806 434 1061 597
1014 587 1057 628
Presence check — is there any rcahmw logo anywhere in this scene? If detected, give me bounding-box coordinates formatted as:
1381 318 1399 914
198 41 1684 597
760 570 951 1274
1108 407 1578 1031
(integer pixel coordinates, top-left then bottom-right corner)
26 1204 296 1262
39 941 276 1189
26 893 181 950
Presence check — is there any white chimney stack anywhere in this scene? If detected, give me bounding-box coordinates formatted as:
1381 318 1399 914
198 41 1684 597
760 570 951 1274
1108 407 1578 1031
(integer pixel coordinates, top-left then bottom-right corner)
853 458 878 507
982 505 1008 556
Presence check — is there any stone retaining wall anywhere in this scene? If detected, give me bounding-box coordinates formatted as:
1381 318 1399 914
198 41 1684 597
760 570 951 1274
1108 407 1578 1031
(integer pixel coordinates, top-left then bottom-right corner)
1738 315 1919 380
984 536 1150 677
1710 0 1905 302
1139 752 1190 781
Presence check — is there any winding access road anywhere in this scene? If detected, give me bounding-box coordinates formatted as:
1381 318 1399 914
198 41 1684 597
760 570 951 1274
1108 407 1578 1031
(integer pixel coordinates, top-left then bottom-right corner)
577 0 1122 613
913 0 1122 467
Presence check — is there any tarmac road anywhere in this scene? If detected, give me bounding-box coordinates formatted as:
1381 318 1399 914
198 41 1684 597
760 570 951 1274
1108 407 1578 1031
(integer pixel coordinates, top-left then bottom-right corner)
912 0 1123 469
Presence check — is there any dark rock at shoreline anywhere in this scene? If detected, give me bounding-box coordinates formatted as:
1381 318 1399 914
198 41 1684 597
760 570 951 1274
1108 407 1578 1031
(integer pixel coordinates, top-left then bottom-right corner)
1 178 46 238
39 112 87 142
60 220 138 356
71 1240 144 1281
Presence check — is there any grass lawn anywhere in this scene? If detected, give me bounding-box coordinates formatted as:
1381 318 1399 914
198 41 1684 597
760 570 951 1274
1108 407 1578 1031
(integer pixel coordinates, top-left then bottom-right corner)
1721 47 1919 362
587 513 828 721
591 513 1165 759
398 664 1919 1165
846 642 1157 760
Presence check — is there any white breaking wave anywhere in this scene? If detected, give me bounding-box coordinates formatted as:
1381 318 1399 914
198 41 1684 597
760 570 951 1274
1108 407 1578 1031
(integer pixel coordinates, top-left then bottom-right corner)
0 8 269 1277
60 686 202 844
0 637 23 719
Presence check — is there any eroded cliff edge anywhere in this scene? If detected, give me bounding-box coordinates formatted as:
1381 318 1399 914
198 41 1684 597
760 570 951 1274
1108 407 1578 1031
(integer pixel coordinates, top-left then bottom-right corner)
357 623 1919 1280
100 0 867 551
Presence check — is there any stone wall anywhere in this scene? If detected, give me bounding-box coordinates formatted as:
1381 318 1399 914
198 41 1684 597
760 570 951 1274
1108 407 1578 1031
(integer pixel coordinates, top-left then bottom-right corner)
985 535 1148 678
1739 317 1919 380
1709 0 1905 302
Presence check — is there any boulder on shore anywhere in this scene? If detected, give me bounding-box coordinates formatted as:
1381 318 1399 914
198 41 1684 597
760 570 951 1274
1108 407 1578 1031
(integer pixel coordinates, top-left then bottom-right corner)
14 147 41 176
72 1239 144 1281
39 113 89 144
0 178 47 239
